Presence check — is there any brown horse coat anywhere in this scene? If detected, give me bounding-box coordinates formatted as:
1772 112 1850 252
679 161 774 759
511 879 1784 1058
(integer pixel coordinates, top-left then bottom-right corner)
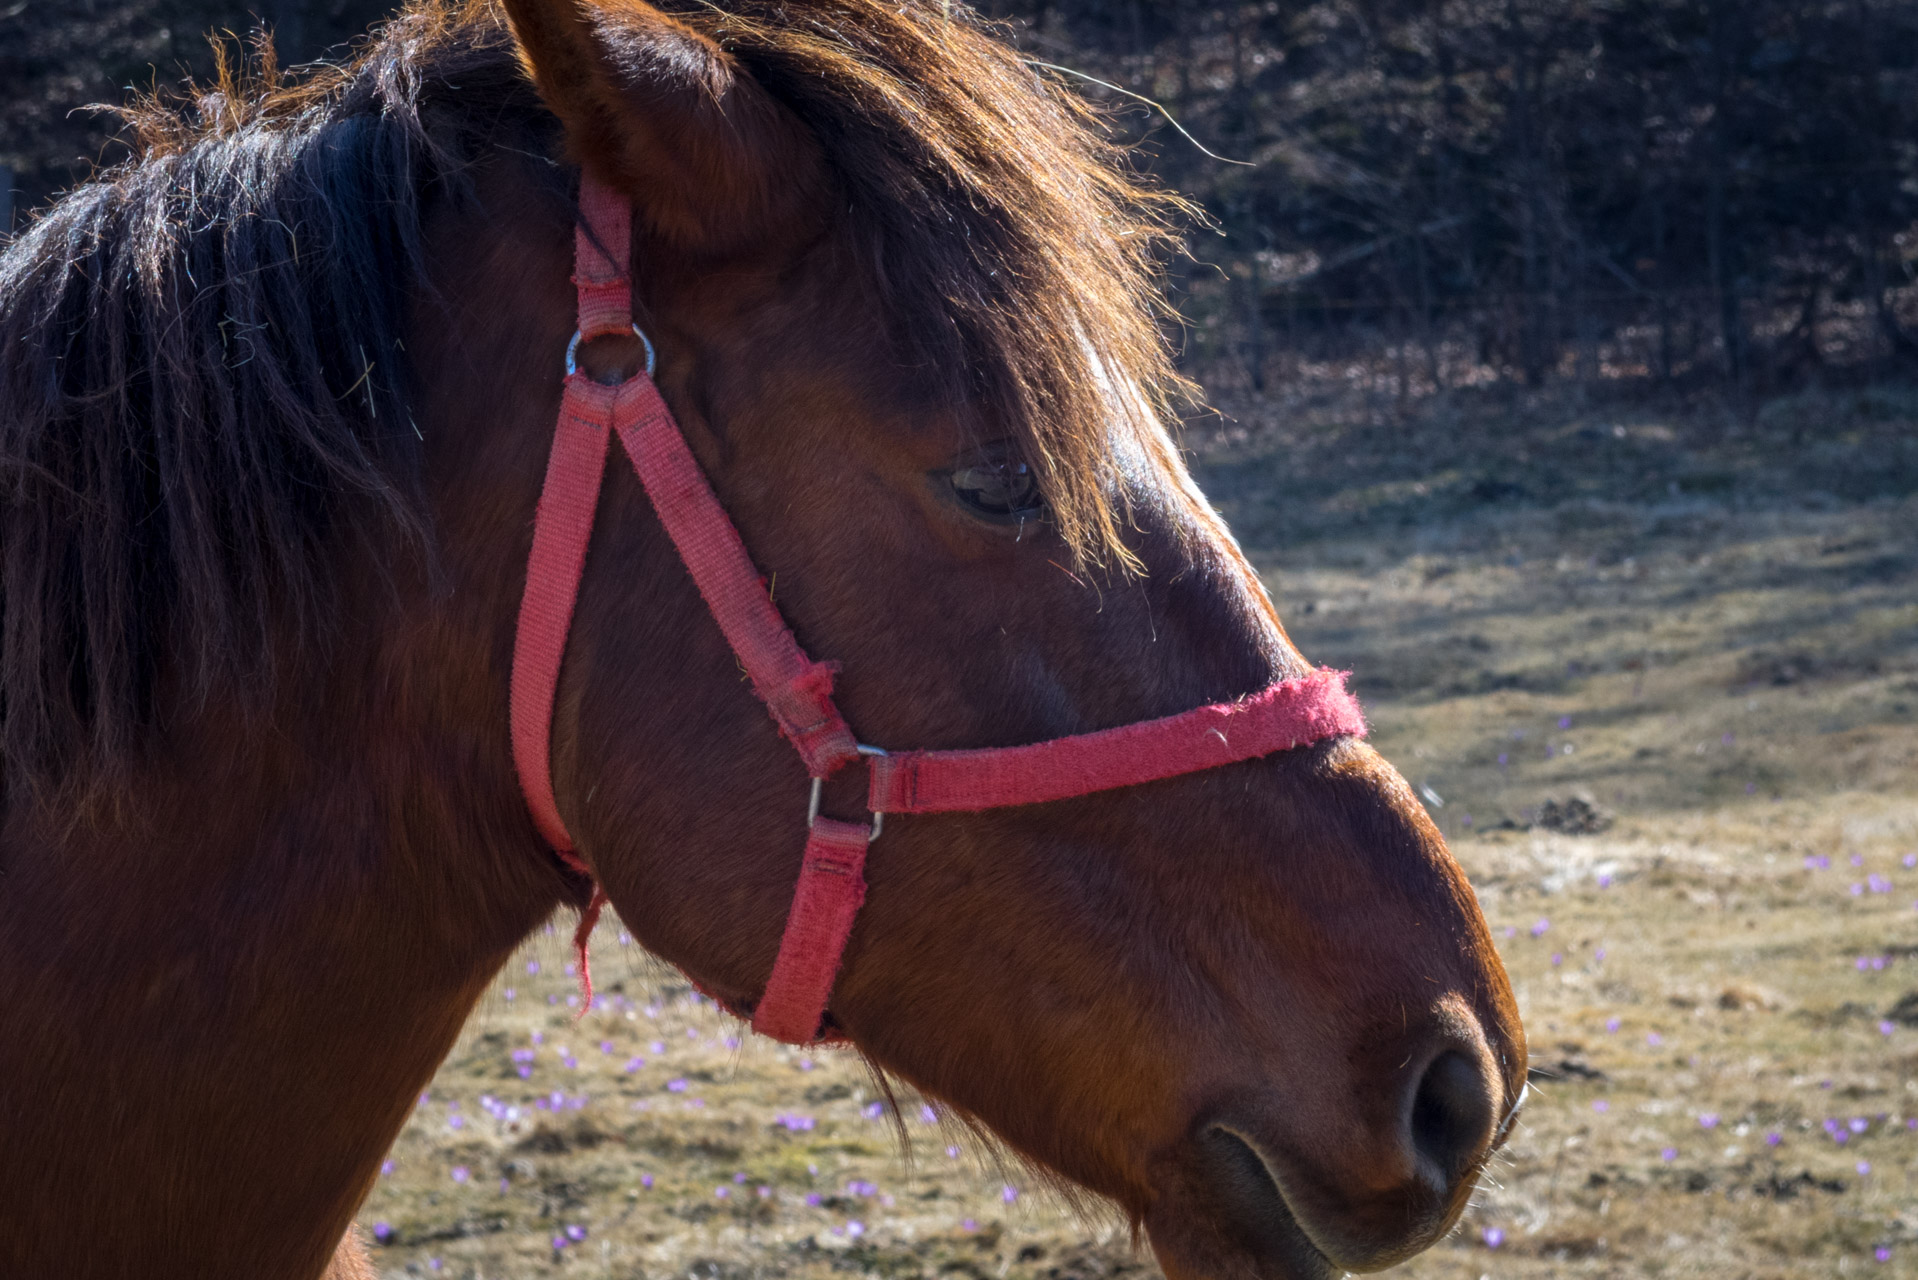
0 4 1523 1277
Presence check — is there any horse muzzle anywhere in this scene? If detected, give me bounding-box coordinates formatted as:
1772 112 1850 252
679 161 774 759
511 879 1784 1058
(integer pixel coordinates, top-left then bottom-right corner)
1144 1023 1513 1278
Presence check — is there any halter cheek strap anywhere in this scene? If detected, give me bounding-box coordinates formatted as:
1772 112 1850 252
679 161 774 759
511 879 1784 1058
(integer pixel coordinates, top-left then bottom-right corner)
510 172 1368 1044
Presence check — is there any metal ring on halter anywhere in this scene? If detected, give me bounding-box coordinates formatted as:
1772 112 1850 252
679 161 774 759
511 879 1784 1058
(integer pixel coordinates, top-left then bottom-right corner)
807 744 890 841
565 323 656 380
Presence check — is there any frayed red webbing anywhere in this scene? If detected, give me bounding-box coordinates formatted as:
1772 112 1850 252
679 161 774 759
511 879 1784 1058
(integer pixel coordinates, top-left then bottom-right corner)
509 379 651 1013
511 379 614 852
509 167 646 1014
569 884 609 1010
511 170 856 1024
867 669 1366 814
573 180 633 340
512 171 1373 1047
610 378 859 779
752 818 872 1044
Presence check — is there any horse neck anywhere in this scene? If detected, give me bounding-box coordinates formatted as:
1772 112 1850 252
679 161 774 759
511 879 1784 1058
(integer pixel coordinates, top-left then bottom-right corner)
0 548 566 1278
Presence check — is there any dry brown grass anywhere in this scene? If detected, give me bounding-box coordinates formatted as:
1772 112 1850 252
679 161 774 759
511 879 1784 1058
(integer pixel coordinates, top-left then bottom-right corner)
359 380 1918 1278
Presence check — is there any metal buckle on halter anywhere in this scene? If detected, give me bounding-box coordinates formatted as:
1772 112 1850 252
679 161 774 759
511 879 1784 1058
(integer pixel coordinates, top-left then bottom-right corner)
807 744 889 842
565 323 656 382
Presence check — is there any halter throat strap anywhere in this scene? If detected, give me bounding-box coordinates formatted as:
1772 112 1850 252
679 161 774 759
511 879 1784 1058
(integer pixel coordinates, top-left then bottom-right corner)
509 172 1367 1044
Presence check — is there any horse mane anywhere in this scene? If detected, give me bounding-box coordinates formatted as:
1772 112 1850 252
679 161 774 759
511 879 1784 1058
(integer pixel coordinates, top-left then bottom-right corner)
657 0 1199 558
0 5 534 803
0 0 1192 802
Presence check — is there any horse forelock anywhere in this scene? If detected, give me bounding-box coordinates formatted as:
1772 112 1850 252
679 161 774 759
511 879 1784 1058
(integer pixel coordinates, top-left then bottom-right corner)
0 0 1197 802
671 0 1201 567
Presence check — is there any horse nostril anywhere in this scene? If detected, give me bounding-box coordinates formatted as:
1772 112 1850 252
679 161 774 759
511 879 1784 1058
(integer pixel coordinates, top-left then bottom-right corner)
1409 1050 1497 1181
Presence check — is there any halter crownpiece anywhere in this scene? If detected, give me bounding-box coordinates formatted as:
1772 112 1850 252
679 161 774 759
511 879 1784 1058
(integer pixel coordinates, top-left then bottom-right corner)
510 170 1369 1044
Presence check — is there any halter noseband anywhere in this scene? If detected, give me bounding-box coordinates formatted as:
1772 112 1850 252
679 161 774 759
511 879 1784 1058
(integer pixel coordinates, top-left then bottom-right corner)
510 172 1368 1044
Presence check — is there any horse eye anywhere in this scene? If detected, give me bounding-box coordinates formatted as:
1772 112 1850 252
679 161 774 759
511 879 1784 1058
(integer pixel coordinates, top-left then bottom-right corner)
949 457 1043 519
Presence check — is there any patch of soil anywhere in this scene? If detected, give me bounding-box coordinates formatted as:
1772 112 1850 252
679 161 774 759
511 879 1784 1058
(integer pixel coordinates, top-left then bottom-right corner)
1533 794 1614 834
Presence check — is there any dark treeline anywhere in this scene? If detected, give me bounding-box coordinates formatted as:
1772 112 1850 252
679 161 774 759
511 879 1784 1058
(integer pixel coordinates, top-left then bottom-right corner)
5 0 1917 396
982 0 1918 396
0 0 392 228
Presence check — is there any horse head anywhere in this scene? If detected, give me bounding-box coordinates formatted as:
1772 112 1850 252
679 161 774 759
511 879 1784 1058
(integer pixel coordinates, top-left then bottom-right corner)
415 2 1529 1275
0 3 1522 1275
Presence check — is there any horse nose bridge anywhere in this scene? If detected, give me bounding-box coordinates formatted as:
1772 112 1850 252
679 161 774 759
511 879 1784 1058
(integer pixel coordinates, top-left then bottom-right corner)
1138 501 1312 695
1280 737 1521 1014
1341 743 1530 1099
1150 740 1521 1065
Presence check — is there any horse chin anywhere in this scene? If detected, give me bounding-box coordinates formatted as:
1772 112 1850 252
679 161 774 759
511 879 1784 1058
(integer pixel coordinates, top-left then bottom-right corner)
1142 1130 1340 1280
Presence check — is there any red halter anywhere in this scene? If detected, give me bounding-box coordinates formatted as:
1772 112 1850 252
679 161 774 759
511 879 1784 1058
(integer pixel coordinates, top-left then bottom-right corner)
510 174 1369 1044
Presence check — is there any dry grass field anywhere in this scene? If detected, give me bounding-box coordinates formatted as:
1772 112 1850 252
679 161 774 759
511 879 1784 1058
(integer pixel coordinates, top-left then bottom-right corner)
358 381 1918 1279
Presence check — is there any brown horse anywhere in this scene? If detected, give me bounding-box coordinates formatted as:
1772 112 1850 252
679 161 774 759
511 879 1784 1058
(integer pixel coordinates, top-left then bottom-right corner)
0 1 1524 1276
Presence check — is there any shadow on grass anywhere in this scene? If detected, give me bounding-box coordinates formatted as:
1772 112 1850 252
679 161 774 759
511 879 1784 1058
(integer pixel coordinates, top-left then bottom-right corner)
1188 379 1918 824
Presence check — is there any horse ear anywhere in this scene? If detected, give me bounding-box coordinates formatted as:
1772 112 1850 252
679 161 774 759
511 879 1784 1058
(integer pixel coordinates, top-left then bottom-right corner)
501 0 826 252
